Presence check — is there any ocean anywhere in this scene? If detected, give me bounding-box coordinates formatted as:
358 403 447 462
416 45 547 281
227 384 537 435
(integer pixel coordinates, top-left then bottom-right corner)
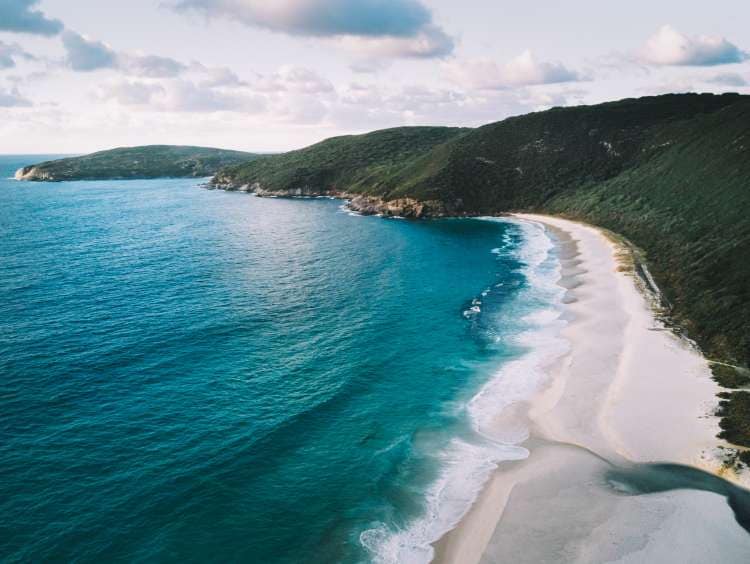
0 156 564 563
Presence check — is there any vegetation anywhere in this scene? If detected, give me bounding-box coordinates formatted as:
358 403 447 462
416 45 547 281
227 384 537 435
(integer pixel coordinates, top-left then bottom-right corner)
213 93 750 447
213 126 467 193
717 392 750 464
541 97 750 369
712 364 750 389
16 145 261 181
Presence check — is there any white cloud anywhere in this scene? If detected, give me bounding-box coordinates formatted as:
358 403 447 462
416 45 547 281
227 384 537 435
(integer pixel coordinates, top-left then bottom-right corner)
98 80 165 106
641 25 748 66
446 51 582 90
161 79 266 112
637 78 696 96
272 94 329 124
88 58 590 138
517 87 589 112
92 63 335 118
198 66 248 88
331 81 579 130
98 78 267 114
255 65 334 94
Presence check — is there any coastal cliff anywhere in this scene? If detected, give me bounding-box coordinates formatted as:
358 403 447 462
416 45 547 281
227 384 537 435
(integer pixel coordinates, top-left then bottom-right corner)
210 174 467 218
15 166 55 181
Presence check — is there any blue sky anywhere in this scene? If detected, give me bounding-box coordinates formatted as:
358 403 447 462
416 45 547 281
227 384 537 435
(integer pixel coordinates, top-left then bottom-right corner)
1 0 748 153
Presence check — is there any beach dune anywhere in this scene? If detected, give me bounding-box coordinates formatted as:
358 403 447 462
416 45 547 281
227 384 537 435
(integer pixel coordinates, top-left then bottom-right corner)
435 215 750 563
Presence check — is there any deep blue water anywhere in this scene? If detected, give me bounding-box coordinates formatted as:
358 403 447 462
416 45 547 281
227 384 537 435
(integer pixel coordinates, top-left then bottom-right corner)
0 156 560 563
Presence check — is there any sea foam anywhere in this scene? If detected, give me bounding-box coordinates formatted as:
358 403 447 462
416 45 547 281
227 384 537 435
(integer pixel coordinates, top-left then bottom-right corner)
362 218 569 563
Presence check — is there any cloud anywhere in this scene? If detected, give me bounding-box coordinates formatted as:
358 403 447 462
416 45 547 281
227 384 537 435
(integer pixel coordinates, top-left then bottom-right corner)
331 81 571 130
637 78 696 97
98 80 165 106
170 0 453 58
0 0 63 36
0 86 32 107
61 31 189 78
641 25 748 66
61 31 118 71
707 72 747 87
96 65 335 120
119 54 187 78
272 94 329 124
518 87 588 111
0 40 35 69
161 79 265 112
99 78 266 113
337 24 453 60
199 66 248 88
172 0 429 36
446 51 582 90
255 65 334 93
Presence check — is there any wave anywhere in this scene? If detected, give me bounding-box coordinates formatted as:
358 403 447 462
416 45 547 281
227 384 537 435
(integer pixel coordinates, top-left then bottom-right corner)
360 439 528 564
361 218 569 563
338 203 362 216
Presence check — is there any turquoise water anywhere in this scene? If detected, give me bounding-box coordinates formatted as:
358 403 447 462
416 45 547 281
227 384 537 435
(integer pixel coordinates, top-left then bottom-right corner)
0 156 562 563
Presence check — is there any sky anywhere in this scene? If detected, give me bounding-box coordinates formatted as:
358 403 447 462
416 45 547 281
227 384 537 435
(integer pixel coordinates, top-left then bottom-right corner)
1 0 748 153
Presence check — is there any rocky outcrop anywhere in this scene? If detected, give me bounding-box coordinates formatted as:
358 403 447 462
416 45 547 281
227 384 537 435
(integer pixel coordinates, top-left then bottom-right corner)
15 166 57 181
211 177 329 197
210 172 251 191
256 185 327 198
210 175 472 219
346 195 470 218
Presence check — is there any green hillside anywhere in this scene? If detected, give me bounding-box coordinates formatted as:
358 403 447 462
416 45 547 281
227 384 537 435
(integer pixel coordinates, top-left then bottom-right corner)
213 126 468 194
212 93 750 456
16 145 261 181
384 94 743 205
544 100 750 373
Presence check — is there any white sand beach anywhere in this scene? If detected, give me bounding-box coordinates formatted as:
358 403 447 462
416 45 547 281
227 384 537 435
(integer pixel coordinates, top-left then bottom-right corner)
434 214 750 564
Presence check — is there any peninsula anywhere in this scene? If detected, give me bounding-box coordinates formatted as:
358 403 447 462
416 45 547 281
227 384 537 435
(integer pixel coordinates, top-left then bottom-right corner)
15 145 261 181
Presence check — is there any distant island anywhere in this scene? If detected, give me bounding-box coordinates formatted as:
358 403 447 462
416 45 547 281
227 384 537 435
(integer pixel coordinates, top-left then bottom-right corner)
16 93 750 463
15 145 261 181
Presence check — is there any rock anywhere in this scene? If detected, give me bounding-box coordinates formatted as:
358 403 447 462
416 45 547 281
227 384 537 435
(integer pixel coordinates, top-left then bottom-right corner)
209 177 471 219
345 195 467 219
15 166 57 181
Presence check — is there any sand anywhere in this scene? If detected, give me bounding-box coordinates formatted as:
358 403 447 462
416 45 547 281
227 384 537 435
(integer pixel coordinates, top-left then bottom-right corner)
433 214 750 564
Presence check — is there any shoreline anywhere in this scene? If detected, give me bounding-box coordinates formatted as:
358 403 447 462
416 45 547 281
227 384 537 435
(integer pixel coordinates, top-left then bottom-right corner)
434 214 750 563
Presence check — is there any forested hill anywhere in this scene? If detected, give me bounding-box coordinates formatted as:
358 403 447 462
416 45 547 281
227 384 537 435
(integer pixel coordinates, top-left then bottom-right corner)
213 93 744 215
212 126 469 196
15 145 261 181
